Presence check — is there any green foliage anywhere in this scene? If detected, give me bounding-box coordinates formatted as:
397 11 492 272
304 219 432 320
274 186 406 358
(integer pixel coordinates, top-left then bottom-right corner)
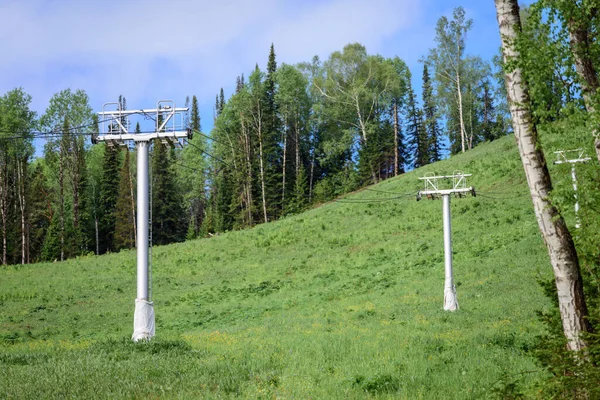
427 7 500 155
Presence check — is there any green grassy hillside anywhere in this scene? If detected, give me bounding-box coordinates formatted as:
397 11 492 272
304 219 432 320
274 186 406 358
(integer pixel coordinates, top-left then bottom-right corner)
0 136 557 399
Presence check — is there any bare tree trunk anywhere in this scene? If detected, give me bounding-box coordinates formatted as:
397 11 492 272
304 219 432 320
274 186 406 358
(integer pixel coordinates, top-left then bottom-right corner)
356 102 377 183
495 0 592 351
393 101 399 176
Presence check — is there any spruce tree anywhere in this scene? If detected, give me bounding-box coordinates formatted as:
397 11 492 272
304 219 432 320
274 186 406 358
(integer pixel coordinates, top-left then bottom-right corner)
98 144 120 253
28 163 50 263
219 88 225 115
184 95 206 238
422 64 442 163
151 142 186 246
191 95 201 132
405 85 428 168
480 80 500 141
113 149 135 251
262 44 282 218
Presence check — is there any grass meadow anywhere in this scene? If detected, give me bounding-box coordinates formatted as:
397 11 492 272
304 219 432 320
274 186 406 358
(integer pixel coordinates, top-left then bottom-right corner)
3 134 587 398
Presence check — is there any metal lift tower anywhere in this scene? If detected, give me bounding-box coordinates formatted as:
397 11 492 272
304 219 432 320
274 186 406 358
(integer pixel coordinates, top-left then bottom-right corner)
417 171 475 311
553 149 591 229
94 100 190 341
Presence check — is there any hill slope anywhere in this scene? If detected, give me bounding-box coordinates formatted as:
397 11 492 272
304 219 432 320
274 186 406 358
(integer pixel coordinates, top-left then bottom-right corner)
0 136 555 399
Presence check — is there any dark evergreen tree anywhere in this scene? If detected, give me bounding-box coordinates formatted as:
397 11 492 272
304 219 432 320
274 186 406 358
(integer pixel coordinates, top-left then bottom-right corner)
113 149 135 251
405 85 428 168
151 142 186 245
184 95 206 238
219 88 225 115
41 212 61 262
262 44 282 218
191 95 201 132
422 64 442 163
480 80 501 141
27 163 51 263
98 144 120 253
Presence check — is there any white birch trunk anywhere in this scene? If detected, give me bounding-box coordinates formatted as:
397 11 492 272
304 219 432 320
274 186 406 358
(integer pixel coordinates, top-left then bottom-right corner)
495 0 591 351
257 107 268 223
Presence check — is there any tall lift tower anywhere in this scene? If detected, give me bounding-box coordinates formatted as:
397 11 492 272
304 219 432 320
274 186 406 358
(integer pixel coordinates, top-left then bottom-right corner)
417 171 476 311
94 100 190 341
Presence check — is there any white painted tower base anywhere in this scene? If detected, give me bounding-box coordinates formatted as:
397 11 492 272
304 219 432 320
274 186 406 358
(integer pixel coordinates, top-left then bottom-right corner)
132 299 155 341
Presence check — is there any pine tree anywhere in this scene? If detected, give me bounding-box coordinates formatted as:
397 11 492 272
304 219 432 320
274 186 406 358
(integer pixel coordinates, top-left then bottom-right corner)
184 95 206 238
27 163 51 263
151 142 186 245
41 212 61 262
262 44 282 219
98 144 120 253
191 95 201 132
405 85 428 168
480 80 500 142
422 64 442 163
113 149 135 251
219 88 225 116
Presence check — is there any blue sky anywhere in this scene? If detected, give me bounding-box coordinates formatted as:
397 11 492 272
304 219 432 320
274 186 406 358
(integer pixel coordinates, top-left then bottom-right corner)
0 0 533 134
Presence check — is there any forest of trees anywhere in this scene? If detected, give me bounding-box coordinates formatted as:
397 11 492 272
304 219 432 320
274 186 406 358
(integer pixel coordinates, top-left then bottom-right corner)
0 6 510 265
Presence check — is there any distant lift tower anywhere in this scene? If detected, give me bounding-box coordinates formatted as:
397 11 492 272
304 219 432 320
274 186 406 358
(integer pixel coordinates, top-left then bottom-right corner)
553 149 591 229
94 100 190 341
417 171 476 311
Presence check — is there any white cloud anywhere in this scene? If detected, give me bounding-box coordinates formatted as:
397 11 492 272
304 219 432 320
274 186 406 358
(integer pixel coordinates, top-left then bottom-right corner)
0 0 420 121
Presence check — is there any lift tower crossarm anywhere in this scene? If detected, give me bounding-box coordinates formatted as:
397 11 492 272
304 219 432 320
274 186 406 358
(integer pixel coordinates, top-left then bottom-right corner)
94 130 191 143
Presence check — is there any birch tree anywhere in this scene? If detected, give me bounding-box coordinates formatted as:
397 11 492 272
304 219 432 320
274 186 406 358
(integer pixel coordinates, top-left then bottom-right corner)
0 88 36 265
495 0 592 351
40 89 93 258
427 7 472 154
316 43 397 183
